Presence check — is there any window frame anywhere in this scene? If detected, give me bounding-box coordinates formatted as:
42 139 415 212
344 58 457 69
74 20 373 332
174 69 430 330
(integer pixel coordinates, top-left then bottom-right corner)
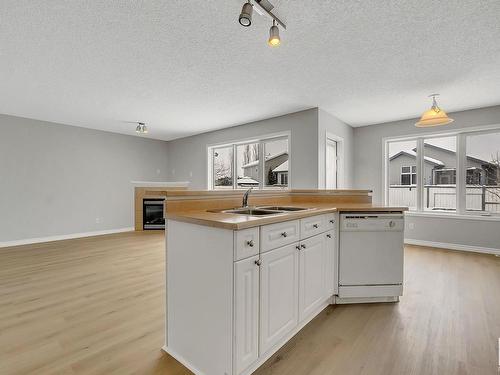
383 124 500 218
207 131 291 190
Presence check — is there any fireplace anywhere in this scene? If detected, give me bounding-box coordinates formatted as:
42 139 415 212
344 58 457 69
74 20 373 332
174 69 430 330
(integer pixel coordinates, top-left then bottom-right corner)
143 199 165 230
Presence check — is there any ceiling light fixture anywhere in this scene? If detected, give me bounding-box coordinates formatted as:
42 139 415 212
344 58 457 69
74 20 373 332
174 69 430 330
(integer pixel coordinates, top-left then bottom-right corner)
135 122 148 134
268 20 280 47
238 1 253 27
238 0 286 46
415 94 454 127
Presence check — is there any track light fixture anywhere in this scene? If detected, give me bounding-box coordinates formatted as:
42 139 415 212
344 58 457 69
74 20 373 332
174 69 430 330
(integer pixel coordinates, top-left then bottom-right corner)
268 20 280 47
238 1 253 27
135 122 148 134
237 0 286 46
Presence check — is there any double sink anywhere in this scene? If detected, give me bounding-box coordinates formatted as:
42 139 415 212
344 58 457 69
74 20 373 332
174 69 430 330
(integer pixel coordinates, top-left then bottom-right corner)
209 206 314 216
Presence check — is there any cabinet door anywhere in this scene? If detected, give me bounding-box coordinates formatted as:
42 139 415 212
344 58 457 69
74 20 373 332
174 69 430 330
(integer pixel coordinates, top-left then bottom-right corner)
260 243 299 355
299 234 327 322
325 230 336 297
234 255 260 374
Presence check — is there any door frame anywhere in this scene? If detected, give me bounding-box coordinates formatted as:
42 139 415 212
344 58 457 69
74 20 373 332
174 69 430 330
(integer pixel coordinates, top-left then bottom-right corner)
325 132 345 189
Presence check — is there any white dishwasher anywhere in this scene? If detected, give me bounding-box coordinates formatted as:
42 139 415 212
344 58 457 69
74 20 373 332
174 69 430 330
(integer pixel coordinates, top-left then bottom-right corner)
338 212 404 303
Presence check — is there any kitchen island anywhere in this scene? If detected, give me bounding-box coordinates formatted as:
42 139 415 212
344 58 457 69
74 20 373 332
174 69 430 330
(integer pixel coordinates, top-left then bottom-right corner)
163 189 407 375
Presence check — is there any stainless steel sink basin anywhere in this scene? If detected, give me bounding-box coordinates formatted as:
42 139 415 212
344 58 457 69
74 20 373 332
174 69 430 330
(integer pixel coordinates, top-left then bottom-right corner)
257 206 312 211
220 208 284 216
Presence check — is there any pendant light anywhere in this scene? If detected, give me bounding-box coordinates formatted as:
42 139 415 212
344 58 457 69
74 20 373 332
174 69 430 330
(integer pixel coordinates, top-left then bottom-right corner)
135 122 148 134
268 20 280 47
415 94 454 127
238 1 253 27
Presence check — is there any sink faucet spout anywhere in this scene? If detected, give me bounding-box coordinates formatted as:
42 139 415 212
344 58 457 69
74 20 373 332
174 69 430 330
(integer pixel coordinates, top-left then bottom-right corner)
242 188 253 208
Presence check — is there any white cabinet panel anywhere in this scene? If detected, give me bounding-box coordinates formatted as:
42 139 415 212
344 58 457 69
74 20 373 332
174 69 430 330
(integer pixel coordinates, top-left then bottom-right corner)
234 228 259 261
260 220 300 253
324 214 336 231
298 234 327 322
300 215 325 239
234 256 260 374
259 243 299 355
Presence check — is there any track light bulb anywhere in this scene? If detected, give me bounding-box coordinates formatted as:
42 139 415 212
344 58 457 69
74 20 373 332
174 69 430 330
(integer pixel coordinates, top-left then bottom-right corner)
268 21 280 47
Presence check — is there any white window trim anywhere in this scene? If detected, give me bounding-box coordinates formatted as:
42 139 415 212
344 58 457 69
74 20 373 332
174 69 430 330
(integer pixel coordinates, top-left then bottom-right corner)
207 131 291 190
325 132 345 189
383 123 500 219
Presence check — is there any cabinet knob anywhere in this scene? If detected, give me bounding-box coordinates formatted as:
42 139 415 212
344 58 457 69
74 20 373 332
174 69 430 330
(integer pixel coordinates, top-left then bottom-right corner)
281 232 288 237
313 224 319 229
389 221 395 228
246 240 254 247
326 234 332 238
296 245 301 251
300 244 306 249
254 259 261 266
329 219 335 224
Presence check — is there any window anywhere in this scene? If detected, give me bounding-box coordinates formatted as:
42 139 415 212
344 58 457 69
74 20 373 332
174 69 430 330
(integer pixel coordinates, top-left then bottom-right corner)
385 127 500 216
387 140 418 210
465 131 500 215
208 134 290 190
264 138 289 187
401 166 416 185
423 136 457 211
212 146 233 189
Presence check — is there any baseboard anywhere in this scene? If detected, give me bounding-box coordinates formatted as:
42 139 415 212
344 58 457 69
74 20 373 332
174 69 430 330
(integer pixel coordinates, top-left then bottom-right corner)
0 227 134 248
404 239 500 256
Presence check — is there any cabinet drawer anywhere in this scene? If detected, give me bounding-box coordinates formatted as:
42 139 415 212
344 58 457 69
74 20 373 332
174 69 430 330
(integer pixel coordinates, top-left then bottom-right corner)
234 228 260 261
300 215 325 239
260 220 300 253
324 213 336 231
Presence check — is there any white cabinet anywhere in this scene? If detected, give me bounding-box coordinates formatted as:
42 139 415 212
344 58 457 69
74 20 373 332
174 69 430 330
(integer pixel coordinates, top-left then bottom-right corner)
298 234 328 322
325 230 336 296
259 243 299 355
260 220 300 253
234 255 260 374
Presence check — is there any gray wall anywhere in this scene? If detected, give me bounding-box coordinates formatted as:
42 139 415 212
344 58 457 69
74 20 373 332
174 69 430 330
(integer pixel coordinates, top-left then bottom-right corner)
353 105 500 251
318 109 355 188
166 109 320 189
0 114 169 243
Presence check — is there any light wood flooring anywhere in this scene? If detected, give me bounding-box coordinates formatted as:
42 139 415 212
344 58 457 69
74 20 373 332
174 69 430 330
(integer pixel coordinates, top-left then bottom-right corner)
1 231 499 375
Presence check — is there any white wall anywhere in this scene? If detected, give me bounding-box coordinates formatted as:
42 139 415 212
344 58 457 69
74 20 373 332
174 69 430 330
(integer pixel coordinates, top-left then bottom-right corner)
353 105 500 252
318 109 354 188
0 114 169 245
166 109 320 189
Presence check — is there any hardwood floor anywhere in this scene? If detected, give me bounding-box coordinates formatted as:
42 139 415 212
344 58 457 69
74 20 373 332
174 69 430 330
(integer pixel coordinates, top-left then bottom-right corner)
1 232 499 375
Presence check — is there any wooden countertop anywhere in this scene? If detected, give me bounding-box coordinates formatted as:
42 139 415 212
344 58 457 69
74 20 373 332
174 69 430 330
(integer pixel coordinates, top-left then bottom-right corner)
166 203 408 230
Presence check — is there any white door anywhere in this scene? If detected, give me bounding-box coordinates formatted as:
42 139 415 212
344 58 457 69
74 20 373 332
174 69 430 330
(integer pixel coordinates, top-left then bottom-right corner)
298 235 327 322
325 230 336 296
234 255 260 374
260 243 299 355
326 139 338 189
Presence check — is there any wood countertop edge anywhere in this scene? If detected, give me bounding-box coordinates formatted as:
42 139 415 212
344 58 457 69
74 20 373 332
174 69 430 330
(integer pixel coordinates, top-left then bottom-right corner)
166 205 408 230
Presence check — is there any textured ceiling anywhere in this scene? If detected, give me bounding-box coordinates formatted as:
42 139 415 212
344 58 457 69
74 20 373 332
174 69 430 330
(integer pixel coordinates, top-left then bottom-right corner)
1 1 500 140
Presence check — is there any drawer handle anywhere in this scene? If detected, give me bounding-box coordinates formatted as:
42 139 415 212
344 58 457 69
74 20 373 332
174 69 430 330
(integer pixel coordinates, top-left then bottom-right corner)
254 259 261 266
313 224 319 229
246 240 254 247
281 232 288 238
300 244 306 249
329 219 335 224
326 234 332 238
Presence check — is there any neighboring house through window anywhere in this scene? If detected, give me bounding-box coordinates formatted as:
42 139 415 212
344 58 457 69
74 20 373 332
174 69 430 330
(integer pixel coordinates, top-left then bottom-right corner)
208 133 290 190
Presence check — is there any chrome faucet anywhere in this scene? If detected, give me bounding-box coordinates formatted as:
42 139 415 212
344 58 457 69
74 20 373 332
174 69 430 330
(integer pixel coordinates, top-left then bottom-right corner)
242 187 253 207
